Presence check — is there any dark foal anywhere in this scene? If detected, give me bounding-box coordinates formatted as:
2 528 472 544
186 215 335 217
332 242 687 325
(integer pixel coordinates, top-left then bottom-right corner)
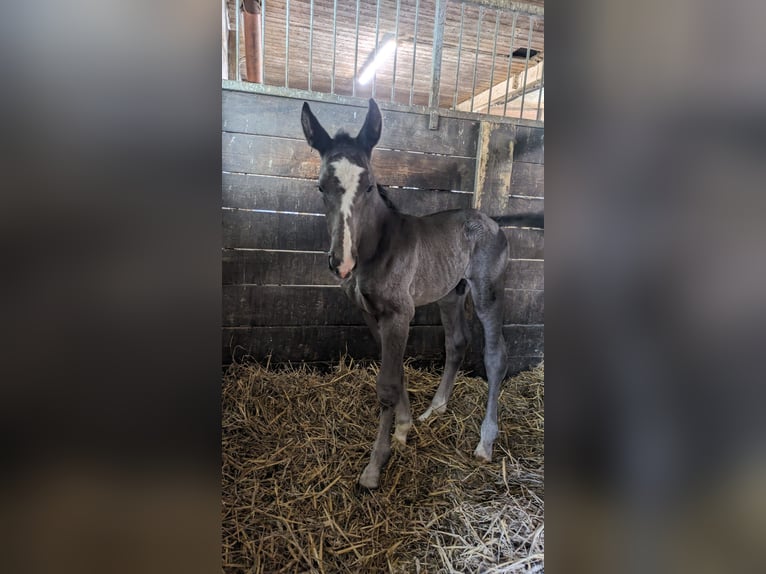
301 99 542 489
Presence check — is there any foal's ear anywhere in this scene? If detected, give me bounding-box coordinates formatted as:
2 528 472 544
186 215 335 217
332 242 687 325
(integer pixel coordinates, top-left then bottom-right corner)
357 99 382 155
301 102 332 155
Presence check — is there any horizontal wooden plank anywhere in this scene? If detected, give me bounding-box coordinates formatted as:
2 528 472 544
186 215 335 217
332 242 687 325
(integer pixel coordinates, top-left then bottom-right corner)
223 249 336 286
223 324 543 367
222 90 480 157
222 132 477 191
503 289 544 324
510 162 544 197
223 210 328 250
222 172 474 216
223 285 443 327
513 126 545 164
223 251 544 290
505 259 544 290
503 227 545 259
505 196 544 218
222 285 542 327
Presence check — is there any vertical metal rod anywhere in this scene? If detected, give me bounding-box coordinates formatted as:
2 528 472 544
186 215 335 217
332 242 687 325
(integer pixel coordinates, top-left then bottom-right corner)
519 16 533 119
452 2 464 109
409 0 420 106
536 59 544 120
372 0 381 97
284 0 290 87
353 0 360 96
235 0 240 81
331 0 338 93
308 0 314 90
260 0 265 83
470 7 483 113
503 11 517 117
429 0 447 108
391 0 401 102
487 10 500 114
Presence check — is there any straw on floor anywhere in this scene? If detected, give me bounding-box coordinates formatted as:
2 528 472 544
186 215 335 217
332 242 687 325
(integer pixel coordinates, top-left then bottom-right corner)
222 358 544 573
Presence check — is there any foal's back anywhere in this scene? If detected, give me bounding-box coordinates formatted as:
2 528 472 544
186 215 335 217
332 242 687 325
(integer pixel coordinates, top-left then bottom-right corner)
402 208 508 307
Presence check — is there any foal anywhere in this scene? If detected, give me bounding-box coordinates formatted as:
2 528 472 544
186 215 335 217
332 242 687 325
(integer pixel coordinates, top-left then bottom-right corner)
301 99 539 489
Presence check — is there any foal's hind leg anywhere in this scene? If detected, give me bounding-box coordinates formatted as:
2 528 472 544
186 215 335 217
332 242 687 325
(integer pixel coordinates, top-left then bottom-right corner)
419 281 471 421
468 275 509 462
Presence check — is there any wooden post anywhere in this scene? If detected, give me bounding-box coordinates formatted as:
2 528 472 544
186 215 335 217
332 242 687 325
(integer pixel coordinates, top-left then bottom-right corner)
243 0 263 83
473 122 515 217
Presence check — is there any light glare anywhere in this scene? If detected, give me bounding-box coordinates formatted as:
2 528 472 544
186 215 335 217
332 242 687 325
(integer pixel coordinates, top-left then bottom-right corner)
357 39 397 85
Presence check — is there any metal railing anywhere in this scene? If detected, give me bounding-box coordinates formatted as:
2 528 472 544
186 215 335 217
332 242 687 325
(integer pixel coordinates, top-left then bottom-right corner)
225 0 543 121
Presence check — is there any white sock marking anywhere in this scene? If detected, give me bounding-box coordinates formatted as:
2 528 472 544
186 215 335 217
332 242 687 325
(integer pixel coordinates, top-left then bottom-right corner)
330 158 366 277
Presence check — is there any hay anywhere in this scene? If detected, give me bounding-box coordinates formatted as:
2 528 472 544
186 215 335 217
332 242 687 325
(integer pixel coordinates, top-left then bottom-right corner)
222 357 544 573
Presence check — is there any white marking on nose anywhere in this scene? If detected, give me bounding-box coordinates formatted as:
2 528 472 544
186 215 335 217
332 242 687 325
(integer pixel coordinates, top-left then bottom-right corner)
330 157 365 277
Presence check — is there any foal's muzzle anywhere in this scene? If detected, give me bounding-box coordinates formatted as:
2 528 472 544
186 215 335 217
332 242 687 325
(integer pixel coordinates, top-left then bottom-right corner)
328 252 356 278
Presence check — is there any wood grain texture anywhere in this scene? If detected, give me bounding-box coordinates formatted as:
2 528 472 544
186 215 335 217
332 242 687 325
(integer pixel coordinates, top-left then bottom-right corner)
223 324 544 368
222 132 477 191
513 126 544 164
222 172 473 215
222 285 541 326
223 90 480 157
502 226 544 259
505 258 544 290
510 161 544 197
223 210 329 251
223 250 544 290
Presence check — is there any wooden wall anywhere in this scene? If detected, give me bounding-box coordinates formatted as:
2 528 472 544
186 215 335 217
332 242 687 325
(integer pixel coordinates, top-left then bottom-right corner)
222 88 543 374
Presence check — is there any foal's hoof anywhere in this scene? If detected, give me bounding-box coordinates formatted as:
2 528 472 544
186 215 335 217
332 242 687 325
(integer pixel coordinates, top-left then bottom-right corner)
474 443 493 463
393 422 411 445
418 403 446 422
358 465 380 490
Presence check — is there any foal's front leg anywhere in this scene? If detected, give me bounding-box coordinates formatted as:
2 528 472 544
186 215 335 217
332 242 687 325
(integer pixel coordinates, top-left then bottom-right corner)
358 310 413 489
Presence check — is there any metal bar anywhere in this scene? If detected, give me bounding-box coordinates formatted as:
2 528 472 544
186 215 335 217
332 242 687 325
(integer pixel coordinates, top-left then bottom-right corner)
429 0 447 108
409 0 420 106
487 9 500 114
353 0 360 96
503 11 517 117
308 0 314 90
452 2 464 109
372 0 381 97
536 59 543 120
391 0 401 102
260 0 265 83
331 0 337 93
284 0 290 88
235 0 240 81
519 15 533 119
470 6 483 113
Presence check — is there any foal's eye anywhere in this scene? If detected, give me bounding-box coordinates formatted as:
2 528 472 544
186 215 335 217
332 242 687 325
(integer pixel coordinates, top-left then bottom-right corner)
317 185 325 193
367 185 375 193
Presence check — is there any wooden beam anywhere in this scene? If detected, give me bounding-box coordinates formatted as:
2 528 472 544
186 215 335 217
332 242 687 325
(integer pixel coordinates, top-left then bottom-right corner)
463 1 544 16
243 0 262 83
457 59 543 113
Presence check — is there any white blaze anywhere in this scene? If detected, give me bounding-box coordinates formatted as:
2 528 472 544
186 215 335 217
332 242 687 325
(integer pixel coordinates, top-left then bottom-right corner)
330 158 365 278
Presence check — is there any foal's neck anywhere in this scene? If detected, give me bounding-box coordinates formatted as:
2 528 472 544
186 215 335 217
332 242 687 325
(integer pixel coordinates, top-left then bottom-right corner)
357 184 399 264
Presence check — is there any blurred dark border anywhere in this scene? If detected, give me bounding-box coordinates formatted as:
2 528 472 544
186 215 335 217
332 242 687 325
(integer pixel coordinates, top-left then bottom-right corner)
548 1 766 572
0 2 221 573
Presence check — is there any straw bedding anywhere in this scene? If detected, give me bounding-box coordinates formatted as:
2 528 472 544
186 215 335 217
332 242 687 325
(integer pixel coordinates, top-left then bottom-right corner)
222 358 544 573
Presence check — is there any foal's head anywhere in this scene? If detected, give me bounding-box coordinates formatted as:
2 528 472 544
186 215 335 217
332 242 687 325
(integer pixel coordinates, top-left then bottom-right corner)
301 99 383 279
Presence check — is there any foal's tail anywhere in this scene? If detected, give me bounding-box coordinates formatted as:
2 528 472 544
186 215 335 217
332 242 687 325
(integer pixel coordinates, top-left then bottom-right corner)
492 212 544 229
